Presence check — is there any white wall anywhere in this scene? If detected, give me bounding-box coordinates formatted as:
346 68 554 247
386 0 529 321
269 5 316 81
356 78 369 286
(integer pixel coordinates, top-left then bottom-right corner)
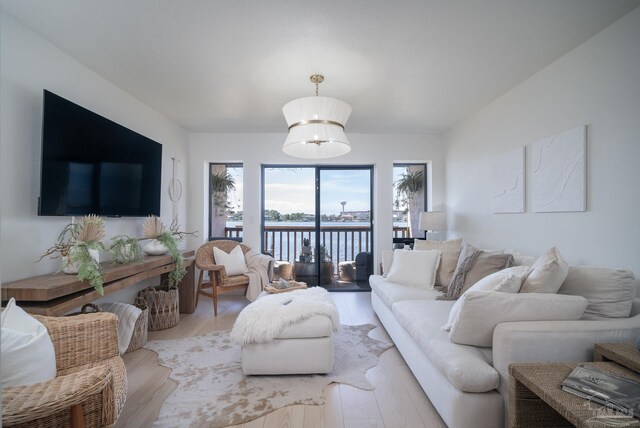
0 13 189 304
445 9 640 277
188 133 445 268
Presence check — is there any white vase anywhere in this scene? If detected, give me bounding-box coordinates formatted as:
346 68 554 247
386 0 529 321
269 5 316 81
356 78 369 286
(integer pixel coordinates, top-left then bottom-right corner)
62 249 100 274
143 239 169 256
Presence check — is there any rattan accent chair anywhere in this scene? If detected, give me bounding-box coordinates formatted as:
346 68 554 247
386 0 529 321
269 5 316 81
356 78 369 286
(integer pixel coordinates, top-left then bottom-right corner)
195 240 252 316
2 312 127 428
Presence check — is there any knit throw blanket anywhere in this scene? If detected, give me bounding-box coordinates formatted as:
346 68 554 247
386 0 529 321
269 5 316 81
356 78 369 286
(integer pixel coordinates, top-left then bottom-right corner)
244 250 273 302
100 302 142 354
230 287 340 345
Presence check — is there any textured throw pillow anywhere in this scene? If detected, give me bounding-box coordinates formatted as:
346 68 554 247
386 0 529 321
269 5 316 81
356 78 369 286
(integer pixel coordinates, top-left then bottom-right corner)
1 298 57 386
519 247 569 293
385 249 441 289
213 245 249 276
558 266 637 320
503 249 537 267
440 251 514 300
413 238 463 287
442 266 530 331
448 291 588 347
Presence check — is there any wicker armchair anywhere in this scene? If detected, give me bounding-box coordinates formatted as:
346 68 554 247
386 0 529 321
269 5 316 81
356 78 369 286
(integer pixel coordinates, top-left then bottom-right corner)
195 240 253 316
2 313 127 428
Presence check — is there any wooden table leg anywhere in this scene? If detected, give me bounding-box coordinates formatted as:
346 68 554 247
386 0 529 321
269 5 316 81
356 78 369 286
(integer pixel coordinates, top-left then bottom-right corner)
70 404 85 428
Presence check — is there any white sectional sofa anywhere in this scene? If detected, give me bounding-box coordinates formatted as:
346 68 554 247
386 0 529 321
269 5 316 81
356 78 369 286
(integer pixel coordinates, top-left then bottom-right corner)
370 268 640 428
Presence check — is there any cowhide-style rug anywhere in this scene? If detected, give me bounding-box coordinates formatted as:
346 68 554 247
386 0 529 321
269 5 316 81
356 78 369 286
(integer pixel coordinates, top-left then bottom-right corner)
145 324 393 427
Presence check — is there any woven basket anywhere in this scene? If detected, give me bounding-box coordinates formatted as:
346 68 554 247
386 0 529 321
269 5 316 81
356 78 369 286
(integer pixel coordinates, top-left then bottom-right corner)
126 299 149 352
138 286 179 331
66 303 103 316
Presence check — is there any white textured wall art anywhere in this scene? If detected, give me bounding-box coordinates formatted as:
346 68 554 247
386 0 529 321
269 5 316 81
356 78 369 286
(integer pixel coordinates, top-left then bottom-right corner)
532 126 586 212
491 147 525 213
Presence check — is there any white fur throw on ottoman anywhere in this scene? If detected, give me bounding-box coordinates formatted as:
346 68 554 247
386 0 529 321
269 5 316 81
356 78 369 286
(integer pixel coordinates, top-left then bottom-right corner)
231 287 340 375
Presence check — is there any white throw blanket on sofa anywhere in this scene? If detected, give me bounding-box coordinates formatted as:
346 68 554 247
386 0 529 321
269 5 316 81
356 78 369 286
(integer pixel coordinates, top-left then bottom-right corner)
231 287 340 345
244 250 273 302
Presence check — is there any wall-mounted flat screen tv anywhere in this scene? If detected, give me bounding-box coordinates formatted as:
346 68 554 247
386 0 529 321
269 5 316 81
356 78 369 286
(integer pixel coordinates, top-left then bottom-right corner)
39 90 162 217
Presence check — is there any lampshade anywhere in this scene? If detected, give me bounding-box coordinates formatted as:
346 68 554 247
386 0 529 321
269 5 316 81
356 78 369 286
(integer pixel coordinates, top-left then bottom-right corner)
419 212 447 231
282 76 352 159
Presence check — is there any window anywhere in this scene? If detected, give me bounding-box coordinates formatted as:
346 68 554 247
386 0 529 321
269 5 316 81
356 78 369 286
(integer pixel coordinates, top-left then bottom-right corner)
393 163 427 239
209 163 243 239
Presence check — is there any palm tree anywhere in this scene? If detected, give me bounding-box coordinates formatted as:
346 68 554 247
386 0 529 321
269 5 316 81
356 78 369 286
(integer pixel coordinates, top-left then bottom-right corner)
395 169 424 237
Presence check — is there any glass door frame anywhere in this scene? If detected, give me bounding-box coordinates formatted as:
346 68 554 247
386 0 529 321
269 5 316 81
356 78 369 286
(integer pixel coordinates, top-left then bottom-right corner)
261 164 374 290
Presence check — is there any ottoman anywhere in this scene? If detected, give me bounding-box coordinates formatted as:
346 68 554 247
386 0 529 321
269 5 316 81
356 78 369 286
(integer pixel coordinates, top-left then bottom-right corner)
241 314 334 375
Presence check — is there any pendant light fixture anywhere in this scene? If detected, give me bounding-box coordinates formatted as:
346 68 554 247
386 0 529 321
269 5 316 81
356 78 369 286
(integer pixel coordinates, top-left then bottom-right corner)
282 74 352 159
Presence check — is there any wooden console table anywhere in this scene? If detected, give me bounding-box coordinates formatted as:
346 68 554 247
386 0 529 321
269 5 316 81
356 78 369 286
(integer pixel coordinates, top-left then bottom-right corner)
1 250 195 316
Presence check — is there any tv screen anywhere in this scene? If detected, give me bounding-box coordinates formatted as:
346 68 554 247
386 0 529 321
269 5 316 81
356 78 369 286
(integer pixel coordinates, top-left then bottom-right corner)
39 90 162 217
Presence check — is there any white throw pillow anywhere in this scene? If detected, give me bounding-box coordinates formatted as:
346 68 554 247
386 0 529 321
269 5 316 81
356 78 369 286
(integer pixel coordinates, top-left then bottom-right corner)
213 245 249 276
442 266 530 331
1 298 57 386
448 291 588 347
385 249 441 289
520 247 569 293
381 249 394 277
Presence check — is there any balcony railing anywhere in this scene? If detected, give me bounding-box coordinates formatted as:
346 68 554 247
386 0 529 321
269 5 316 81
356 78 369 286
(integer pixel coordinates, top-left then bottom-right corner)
223 225 409 274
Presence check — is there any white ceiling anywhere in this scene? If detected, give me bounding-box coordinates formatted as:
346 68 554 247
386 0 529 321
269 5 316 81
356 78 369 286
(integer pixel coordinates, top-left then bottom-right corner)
1 0 638 133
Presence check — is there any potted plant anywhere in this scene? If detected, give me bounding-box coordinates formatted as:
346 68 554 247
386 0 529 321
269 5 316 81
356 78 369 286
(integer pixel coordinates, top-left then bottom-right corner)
319 244 334 285
109 235 142 264
301 238 312 262
395 169 424 237
142 216 195 287
39 215 106 294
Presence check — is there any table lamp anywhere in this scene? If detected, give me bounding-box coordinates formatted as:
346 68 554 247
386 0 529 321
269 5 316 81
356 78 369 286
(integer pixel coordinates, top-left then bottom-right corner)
418 212 447 240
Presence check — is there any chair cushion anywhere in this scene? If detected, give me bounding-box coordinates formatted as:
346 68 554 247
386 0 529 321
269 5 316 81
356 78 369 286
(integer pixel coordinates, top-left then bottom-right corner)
558 266 637 319
392 300 499 393
370 275 442 308
222 274 250 287
1 298 57 386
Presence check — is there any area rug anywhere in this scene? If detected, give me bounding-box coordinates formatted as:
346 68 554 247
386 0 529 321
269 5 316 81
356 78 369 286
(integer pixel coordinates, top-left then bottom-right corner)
145 324 393 427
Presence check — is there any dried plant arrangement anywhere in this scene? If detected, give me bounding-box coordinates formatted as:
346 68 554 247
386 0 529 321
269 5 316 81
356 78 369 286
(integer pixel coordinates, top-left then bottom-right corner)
142 215 197 288
39 215 107 294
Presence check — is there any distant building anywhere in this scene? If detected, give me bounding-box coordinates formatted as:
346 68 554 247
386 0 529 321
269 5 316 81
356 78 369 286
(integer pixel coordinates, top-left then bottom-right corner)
340 210 370 221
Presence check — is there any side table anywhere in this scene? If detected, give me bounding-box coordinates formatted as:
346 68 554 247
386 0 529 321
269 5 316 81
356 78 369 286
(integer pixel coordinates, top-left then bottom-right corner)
509 362 640 428
594 342 640 372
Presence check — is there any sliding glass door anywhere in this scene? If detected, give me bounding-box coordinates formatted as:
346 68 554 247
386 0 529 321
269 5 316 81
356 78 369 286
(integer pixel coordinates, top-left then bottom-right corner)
262 165 373 291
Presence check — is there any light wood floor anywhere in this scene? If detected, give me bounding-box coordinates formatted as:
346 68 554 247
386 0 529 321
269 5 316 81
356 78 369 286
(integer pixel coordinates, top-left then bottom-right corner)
116 292 447 428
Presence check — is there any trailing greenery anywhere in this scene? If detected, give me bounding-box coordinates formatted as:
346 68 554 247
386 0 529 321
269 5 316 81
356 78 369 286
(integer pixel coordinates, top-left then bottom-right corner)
319 244 331 262
210 170 236 208
71 241 106 295
155 231 185 288
109 235 142 264
395 169 424 199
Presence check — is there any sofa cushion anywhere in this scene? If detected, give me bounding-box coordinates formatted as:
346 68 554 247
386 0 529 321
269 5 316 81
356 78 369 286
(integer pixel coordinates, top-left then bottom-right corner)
519 247 569 293
442 251 514 300
557 266 637 320
413 238 463 287
386 249 441 289
381 250 394 277
392 300 499 393
442 266 530 331
370 275 442 308
449 291 588 347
